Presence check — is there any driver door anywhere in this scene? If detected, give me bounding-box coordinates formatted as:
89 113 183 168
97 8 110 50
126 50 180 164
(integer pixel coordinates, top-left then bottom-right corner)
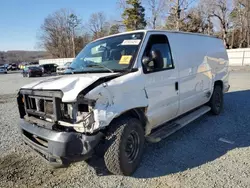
143 34 179 128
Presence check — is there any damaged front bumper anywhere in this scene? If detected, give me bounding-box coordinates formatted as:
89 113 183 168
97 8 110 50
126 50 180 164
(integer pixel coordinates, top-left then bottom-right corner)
20 119 103 165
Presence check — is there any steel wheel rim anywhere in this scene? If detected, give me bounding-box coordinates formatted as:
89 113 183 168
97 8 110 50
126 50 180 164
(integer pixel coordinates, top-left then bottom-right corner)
125 130 140 163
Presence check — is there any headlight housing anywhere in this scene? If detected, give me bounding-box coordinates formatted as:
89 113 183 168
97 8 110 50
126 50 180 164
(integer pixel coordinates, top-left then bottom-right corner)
59 102 96 132
82 111 95 130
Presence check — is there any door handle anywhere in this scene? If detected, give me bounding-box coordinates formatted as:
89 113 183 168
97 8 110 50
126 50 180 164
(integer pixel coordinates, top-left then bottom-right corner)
175 82 179 91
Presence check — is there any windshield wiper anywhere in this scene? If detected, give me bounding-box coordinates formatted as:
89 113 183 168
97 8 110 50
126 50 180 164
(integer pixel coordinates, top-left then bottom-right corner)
86 62 114 73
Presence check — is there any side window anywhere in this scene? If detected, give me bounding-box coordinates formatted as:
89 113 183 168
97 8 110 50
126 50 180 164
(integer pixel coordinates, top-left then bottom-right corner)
142 34 174 73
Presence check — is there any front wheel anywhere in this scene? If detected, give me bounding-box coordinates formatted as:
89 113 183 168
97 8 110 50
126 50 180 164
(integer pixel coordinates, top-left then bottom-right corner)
104 117 145 176
209 85 223 115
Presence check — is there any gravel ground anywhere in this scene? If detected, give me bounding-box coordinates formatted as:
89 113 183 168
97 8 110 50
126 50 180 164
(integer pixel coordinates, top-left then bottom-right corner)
0 70 250 188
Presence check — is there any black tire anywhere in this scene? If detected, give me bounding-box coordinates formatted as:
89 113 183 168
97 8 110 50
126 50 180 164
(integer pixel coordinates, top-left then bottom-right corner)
104 117 145 176
209 85 223 115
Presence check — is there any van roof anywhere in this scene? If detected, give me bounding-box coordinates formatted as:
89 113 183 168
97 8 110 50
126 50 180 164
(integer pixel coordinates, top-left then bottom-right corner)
93 29 218 42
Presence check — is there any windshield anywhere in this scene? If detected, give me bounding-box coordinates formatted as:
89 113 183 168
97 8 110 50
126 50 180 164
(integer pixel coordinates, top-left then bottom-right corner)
69 32 144 73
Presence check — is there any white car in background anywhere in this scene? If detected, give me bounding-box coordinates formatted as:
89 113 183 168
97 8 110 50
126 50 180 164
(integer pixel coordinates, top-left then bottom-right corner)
0 66 7 74
56 62 71 74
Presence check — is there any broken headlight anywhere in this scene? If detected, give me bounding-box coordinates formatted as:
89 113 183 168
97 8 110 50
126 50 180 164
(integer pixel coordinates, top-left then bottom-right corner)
82 111 95 130
77 104 95 130
60 103 95 130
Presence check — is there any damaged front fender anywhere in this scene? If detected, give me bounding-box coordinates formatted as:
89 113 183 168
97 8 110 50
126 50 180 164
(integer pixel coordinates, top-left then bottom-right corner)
83 72 149 133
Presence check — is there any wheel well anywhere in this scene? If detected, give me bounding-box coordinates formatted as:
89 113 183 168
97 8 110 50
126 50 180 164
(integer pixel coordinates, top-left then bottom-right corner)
214 80 223 90
114 108 148 129
102 108 148 136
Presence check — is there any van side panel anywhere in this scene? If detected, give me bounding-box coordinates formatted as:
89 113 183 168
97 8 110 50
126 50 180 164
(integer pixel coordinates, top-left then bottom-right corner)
166 33 229 116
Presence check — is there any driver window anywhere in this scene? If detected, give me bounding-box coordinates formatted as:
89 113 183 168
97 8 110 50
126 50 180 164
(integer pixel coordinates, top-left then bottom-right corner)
142 34 174 73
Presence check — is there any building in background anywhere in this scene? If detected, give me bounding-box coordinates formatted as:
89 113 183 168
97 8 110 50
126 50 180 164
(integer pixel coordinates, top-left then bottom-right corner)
39 58 74 66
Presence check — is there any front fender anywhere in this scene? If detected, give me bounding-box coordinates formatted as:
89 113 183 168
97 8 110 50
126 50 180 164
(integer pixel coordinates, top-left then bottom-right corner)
84 77 148 131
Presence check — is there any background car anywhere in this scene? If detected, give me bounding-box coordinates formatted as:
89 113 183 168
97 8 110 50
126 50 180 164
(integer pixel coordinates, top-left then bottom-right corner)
39 63 58 74
7 63 18 71
56 62 71 74
22 66 43 77
4 64 9 69
0 66 7 74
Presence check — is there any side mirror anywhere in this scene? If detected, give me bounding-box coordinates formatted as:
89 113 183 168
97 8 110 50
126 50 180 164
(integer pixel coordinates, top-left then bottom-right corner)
142 56 151 67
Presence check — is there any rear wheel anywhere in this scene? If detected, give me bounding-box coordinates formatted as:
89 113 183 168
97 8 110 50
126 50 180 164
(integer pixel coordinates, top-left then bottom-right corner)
209 85 223 115
104 117 145 176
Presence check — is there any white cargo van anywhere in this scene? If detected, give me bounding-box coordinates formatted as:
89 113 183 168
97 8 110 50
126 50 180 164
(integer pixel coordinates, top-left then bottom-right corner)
17 30 230 176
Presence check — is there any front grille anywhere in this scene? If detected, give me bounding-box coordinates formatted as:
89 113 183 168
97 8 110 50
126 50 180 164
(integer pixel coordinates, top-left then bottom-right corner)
25 95 56 119
44 100 53 114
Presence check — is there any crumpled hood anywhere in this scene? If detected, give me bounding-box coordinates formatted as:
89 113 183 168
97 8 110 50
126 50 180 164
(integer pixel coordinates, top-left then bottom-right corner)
21 73 118 102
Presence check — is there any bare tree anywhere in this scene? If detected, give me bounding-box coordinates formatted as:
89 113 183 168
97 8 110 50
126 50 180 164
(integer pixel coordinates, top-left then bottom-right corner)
109 24 120 34
180 7 213 33
165 0 197 31
39 9 75 58
233 0 250 47
88 12 110 40
244 0 250 47
203 0 231 47
246 0 250 47
39 9 86 58
145 0 167 29
75 33 91 54
117 0 128 9
197 0 214 35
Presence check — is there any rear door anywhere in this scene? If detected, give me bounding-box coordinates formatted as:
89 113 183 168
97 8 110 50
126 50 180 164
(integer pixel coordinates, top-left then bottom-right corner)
142 33 179 128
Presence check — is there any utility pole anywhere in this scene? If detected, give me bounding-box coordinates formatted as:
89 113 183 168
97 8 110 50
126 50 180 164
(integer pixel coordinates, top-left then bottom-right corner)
176 0 181 31
68 14 80 58
72 29 76 58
